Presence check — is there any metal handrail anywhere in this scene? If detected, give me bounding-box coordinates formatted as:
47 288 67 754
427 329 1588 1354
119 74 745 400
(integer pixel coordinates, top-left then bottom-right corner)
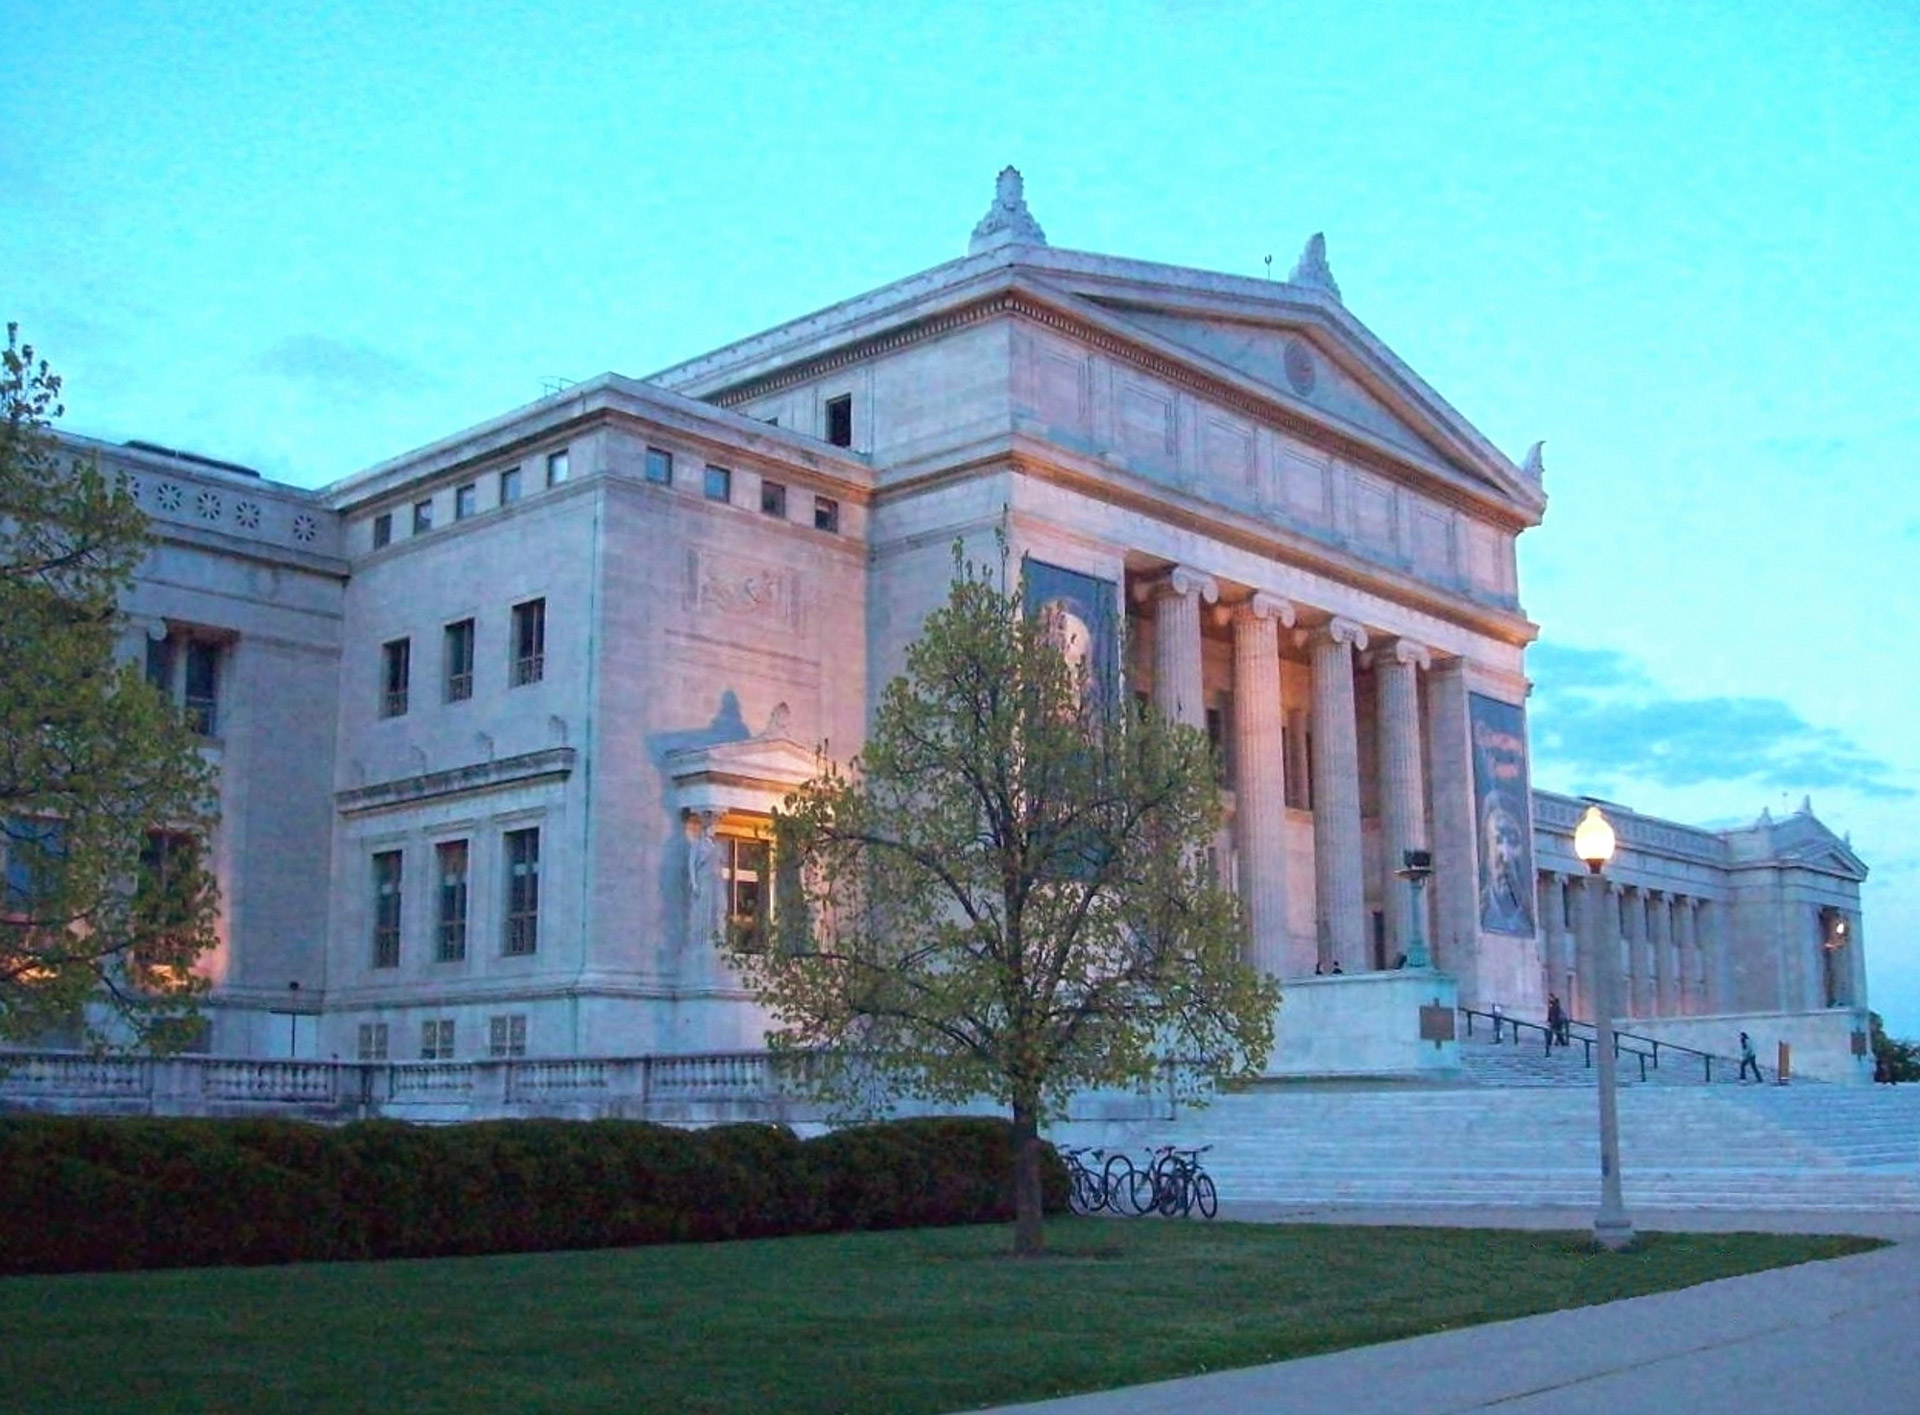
1458 1006 1764 1083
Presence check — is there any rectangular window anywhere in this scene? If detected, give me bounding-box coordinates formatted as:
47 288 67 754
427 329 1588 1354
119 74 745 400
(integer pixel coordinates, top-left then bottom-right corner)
3 818 64 918
420 1018 455 1061
760 480 787 518
443 619 475 703
183 639 219 736
546 449 569 487
488 1014 528 1058
145 635 174 693
825 394 853 448
499 466 523 505
455 483 477 521
724 836 769 952
510 598 545 687
644 447 673 485
372 850 403 969
813 495 839 534
413 499 434 535
436 840 469 962
357 1022 389 1061
133 829 201 974
372 512 393 548
704 465 731 503
380 638 411 718
504 827 540 955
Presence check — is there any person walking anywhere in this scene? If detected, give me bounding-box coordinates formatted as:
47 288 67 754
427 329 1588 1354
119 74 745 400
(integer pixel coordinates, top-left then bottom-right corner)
1738 1030 1762 1082
1546 994 1565 1050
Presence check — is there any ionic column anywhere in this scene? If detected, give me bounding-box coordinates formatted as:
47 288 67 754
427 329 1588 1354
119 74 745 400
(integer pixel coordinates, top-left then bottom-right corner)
1373 637 1430 964
1612 884 1634 1022
1138 566 1218 728
1699 900 1725 1011
1649 892 1673 1016
1231 593 1295 980
1309 617 1368 971
1622 888 1649 1017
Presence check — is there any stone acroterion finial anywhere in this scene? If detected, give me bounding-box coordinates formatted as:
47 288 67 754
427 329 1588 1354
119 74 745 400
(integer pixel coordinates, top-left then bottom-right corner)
969 166 1048 254
1288 232 1342 302
1521 441 1546 482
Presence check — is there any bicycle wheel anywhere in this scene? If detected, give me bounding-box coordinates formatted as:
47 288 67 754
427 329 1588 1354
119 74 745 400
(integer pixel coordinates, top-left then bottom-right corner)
1157 1170 1190 1217
1112 1161 1154 1216
1068 1165 1100 1216
1194 1173 1218 1219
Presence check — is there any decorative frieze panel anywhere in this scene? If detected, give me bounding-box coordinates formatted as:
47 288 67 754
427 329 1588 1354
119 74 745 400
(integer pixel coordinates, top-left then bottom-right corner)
105 456 339 557
683 549 804 631
1202 414 1256 490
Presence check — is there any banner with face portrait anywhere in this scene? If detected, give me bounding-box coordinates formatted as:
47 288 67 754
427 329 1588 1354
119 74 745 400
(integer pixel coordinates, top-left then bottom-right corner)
1469 693 1536 937
1023 559 1118 703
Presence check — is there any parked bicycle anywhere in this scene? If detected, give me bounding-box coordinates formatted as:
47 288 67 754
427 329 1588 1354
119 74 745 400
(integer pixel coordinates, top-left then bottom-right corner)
1144 1144 1218 1219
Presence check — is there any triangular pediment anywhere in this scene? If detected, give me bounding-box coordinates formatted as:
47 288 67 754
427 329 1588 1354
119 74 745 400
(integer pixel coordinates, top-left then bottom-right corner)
1049 286 1545 516
1116 309 1442 463
666 733 825 816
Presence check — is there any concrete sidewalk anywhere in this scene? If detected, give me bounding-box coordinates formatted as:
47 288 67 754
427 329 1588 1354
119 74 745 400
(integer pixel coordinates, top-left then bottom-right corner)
972 1207 1920 1415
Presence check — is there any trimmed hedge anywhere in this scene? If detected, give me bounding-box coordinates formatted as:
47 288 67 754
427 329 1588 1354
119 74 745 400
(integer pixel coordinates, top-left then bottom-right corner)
0 1115 1069 1275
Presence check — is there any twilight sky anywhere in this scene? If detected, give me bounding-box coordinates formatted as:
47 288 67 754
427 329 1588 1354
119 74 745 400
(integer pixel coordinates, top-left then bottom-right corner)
8 1 1916 1032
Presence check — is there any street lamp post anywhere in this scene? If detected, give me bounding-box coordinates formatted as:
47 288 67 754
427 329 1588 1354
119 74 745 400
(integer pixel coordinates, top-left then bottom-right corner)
1396 849 1433 969
1575 804 1634 1251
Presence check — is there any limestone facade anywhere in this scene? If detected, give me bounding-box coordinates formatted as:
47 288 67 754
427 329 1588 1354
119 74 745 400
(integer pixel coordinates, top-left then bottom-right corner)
27 173 1868 1070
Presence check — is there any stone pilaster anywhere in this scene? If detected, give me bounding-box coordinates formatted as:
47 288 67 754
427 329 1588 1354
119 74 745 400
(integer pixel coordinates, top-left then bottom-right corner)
1230 593 1294 980
1138 566 1217 729
1309 617 1368 971
1373 637 1430 964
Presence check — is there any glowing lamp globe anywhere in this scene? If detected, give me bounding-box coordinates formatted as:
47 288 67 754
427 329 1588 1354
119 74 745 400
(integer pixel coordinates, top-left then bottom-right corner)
1574 805 1616 874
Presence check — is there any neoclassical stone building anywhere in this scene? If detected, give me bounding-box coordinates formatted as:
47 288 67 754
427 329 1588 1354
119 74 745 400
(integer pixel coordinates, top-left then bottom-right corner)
30 172 1872 1079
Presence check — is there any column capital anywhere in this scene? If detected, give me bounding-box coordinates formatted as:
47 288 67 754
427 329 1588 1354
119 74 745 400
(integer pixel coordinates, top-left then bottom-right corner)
1385 637 1431 670
1133 565 1219 606
1313 616 1369 652
1232 592 1296 628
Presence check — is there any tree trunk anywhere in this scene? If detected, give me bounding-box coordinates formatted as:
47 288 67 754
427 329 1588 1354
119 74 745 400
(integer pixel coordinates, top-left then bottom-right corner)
1011 1092 1045 1257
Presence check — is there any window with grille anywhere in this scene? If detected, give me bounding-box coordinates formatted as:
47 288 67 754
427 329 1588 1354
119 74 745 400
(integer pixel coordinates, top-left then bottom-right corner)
443 619 475 703
504 827 539 955
357 1022 389 1060
723 836 769 951
420 1018 455 1060
488 1014 528 1058
436 840 469 962
381 638 411 717
371 850 403 968
510 599 545 687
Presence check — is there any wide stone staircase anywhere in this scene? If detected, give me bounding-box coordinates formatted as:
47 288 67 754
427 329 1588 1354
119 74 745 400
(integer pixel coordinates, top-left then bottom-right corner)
1051 1029 1920 1213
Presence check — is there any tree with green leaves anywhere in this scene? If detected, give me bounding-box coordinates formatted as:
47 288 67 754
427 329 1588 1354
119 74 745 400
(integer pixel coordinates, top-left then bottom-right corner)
1869 1012 1920 1084
732 548 1277 1256
1 324 219 1049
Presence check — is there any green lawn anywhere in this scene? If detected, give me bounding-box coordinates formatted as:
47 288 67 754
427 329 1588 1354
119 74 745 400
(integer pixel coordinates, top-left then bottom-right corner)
0 1220 1878 1415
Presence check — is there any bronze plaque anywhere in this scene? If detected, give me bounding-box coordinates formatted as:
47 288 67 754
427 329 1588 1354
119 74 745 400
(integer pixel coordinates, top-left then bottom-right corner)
1419 1005 1457 1043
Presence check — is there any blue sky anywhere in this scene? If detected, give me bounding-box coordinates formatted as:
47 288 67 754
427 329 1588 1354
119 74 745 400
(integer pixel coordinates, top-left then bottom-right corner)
8 1 1917 1032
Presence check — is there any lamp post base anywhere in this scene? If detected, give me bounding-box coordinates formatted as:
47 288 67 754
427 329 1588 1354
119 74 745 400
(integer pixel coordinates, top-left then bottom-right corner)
1592 1211 1636 1252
